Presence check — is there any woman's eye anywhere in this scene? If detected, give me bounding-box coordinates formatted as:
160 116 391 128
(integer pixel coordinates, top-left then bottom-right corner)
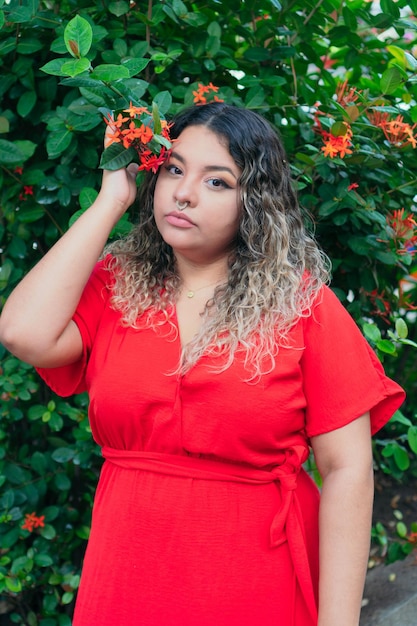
207 178 231 189
166 164 182 175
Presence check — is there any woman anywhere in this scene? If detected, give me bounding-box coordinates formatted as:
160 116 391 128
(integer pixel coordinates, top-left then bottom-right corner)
0 102 405 625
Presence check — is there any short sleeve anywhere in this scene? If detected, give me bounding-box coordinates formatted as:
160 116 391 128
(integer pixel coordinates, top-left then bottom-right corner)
302 285 405 437
35 257 113 397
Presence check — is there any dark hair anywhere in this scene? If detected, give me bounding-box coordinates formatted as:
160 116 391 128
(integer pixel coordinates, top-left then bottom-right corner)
106 102 329 378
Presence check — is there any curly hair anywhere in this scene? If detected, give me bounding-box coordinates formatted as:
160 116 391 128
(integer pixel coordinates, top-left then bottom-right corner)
105 102 330 379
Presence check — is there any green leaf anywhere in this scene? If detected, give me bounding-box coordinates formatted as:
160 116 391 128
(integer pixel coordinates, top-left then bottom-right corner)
0 116 9 133
90 64 130 82
0 139 25 164
14 140 36 160
16 37 43 55
396 521 408 538
54 472 71 490
363 323 381 343
40 59 68 77
6 5 32 23
245 86 266 109
17 91 37 118
152 102 162 135
17 207 44 223
386 45 406 68
380 0 400 18
62 591 74 605
31 451 47 474
153 91 172 115
46 129 73 158
64 15 93 58
404 52 417 71
99 144 136 170
34 554 54 567
122 57 149 77
172 0 188 17
376 339 397 355
40 523 57 540
380 67 403 95
393 445 410 471
395 318 408 339
52 447 75 463
390 410 412 427
0 37 16 56
61 57 91 77
79 187 98 211
207 21 221 38
109 1 130 17
6 576 22 593
408 426 417 454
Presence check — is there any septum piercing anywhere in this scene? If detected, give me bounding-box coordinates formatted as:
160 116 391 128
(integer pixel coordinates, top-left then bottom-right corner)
176 200 189 211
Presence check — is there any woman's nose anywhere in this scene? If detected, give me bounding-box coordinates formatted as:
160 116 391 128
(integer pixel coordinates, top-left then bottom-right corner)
174 177 197 208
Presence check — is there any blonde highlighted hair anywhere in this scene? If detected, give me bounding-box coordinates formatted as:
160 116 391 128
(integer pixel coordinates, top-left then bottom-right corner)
105 102 330 379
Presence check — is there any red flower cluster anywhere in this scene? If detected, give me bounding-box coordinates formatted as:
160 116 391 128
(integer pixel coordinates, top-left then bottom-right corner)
366 289 392 324
104 102 172 173
192 83 223 105
386 208 417 256
22 512 45 532
18 185 34 201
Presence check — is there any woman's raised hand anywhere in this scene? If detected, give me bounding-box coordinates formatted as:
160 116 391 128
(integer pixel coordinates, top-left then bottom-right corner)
99 164 139 217
98 123 140 216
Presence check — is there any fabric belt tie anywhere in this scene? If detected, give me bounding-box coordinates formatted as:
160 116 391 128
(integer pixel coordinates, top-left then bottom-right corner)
101 446 318 623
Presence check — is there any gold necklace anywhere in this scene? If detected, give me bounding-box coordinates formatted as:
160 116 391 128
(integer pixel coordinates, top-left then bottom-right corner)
182 280 225 299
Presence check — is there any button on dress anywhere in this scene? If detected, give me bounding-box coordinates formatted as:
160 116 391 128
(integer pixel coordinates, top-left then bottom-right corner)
37 259 405 626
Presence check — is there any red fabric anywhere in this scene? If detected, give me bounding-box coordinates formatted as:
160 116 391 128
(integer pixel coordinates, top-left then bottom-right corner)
36 260 405 626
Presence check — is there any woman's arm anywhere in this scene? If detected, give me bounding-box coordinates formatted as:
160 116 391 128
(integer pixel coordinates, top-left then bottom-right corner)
0 165 138 368
310 412 374 626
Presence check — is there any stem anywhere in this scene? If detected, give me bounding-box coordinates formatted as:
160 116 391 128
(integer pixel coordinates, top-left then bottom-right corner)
146 0 152 83
103 81 130 105
1 165 24 184
42 207 65 236
386 179 417 195
289 0 325 44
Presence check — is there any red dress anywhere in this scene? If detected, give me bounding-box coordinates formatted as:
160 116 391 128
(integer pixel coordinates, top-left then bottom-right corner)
37 259 405 626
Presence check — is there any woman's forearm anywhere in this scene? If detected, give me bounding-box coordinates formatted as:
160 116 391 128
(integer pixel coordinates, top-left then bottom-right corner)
0 168 137 365
317 464 374 626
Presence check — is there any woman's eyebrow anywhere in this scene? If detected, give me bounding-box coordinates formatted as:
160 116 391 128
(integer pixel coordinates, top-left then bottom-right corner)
170 150 238 179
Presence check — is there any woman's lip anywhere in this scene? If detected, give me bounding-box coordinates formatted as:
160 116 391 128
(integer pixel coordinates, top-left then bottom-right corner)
165 211 195 228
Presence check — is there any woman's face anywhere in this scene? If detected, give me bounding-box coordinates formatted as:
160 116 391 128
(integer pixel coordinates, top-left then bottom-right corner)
153 125 242 264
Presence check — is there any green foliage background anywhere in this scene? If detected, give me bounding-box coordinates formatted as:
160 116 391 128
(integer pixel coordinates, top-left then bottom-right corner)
0 0 417 622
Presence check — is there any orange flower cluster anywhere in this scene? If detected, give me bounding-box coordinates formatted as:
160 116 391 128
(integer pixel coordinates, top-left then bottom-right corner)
192 83 223 105
22 512 45 532
386 208 417 257
314 82 357 159
336 79 361 107
104 102 172 173
320 125 353 158
368 111 417 149
315 108 353 158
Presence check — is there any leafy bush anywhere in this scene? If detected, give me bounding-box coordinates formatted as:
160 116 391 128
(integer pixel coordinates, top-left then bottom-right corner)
1 0 417 621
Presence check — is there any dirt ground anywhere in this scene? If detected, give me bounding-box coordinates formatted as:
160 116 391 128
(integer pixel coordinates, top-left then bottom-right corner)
372 472 417 556
359 473 417 625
